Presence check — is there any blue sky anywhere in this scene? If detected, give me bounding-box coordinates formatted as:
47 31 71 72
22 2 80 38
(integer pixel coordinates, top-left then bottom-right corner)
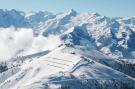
0 0 134 17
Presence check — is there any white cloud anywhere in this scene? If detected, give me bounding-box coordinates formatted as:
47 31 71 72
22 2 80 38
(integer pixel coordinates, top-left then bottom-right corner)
0 27 62 61
42 35 62 50
23 35 62 55
0 28 33 61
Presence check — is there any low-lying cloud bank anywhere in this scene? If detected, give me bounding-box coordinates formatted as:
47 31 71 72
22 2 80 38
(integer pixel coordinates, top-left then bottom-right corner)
0 27 62 61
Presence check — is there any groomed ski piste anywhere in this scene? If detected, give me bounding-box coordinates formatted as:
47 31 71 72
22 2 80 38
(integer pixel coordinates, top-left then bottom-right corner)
0 44 135 89
0 9 135 89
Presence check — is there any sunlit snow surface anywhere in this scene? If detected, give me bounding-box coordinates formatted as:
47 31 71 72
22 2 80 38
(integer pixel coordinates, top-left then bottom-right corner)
0 45 134 89
0 9 135 89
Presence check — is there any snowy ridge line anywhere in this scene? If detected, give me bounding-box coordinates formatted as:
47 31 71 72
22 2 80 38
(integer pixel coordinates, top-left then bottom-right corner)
11 44 64 61
12 50 50 61
0 50 50 70
85 55 135 80
46 77 133 84
86 54 135 78
0 44 64 73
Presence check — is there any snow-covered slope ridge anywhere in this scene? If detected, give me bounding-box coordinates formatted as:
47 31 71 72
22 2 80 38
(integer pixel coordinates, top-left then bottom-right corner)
0 45 135 89
0 9 134 61
0 9 135 89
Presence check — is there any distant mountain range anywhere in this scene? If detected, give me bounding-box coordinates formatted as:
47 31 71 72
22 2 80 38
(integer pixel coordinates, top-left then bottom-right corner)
0 9 135 61
0 9 135 89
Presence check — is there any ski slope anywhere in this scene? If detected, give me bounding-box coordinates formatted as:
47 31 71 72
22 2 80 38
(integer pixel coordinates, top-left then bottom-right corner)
0 45 135 89
0 9 135 89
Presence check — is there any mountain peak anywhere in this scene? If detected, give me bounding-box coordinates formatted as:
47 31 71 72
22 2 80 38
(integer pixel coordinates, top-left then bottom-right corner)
90 12 100 17
68 9 78 16
0 9 135 89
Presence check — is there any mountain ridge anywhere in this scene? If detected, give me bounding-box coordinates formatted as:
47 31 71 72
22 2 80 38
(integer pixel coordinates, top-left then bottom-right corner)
0 9 135 89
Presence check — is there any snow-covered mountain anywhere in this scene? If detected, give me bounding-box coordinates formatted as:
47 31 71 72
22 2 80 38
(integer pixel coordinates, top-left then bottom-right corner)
1 9 135 61
0 9 135 89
